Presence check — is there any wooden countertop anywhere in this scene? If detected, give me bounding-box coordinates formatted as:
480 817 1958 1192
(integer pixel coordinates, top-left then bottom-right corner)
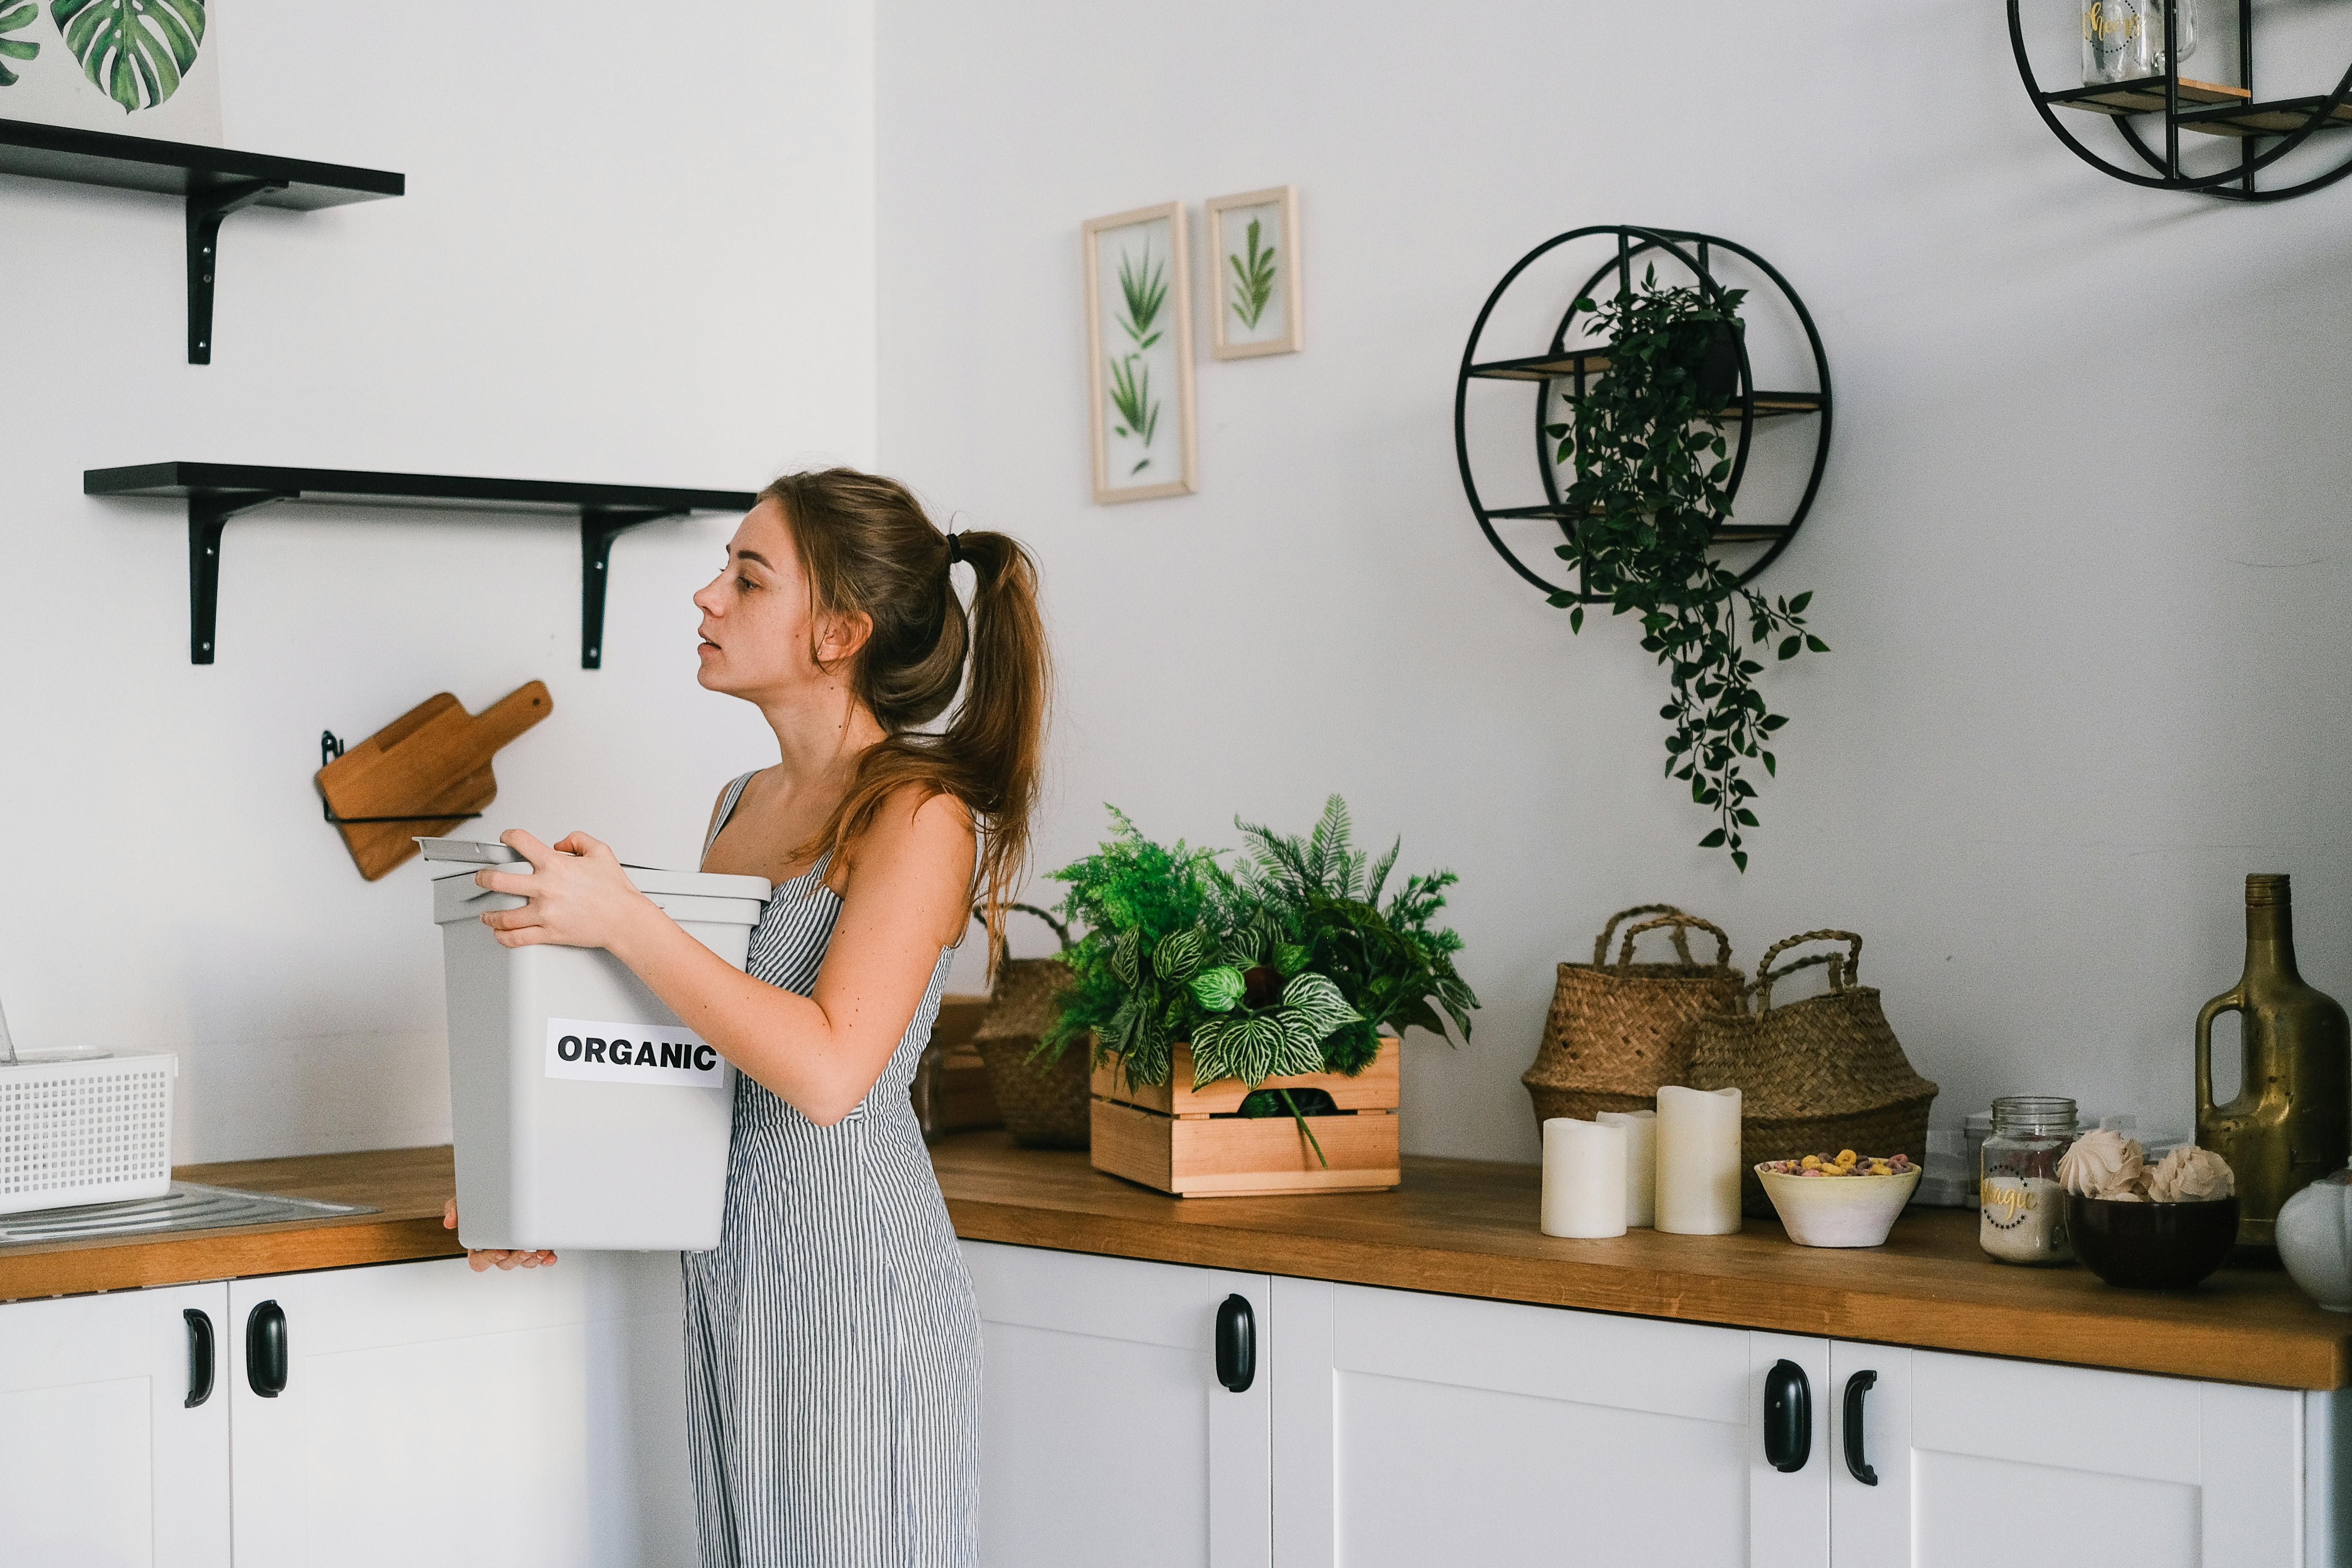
0 1146 462 1303
7 1136 2350 1392
933 1133 2352 1392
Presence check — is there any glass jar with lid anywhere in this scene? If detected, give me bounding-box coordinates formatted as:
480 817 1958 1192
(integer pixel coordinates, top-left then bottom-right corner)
1980 1096 2079 1265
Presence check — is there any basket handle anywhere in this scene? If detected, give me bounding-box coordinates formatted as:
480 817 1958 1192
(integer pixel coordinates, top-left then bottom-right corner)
1753 930 1862 1014
971 902 1074 952
1615 913 1732 972
1594 904 1692 967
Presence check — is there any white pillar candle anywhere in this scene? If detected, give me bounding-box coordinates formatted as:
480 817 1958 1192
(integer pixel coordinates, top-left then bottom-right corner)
1597 1108 1657 1228
1540 1117 1628 1239
1655 1085 1743 1236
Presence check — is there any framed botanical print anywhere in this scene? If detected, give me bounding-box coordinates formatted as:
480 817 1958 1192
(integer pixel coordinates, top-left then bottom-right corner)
1083 200 1198 504
1205 185 1301 360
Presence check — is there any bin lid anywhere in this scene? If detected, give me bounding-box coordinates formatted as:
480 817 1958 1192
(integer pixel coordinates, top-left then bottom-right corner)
416 838 770 902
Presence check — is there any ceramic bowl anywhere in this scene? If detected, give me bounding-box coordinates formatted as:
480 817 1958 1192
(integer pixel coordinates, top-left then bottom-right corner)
1756 1165 1920 1248
2066 1194 2238 1289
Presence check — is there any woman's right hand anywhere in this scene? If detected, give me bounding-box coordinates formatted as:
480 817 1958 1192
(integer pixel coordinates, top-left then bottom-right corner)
443 1198 558 1272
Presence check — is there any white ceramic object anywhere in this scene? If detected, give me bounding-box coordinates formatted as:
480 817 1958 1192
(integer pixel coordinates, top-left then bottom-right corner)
2277 1168 2352 1313
1757 1165 1922 1248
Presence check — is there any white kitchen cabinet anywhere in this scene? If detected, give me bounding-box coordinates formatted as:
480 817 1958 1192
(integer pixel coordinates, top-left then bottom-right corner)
0 1280 232 1568
1268 1277 1827 1566
962 1240 1271 1568
1828 1342 2320 1568
227 1253 693 1568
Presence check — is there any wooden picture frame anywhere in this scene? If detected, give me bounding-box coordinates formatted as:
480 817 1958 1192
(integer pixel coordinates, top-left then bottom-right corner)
1206 185 1302 360
1083 201 1198 504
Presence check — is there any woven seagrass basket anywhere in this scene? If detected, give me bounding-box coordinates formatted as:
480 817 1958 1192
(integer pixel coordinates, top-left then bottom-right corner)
1686 930 1939 1218
1522 905 1744 1132
972 904 1090 1150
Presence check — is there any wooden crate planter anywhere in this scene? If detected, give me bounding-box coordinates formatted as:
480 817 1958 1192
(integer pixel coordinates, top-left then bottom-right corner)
1089 1038 1401 1197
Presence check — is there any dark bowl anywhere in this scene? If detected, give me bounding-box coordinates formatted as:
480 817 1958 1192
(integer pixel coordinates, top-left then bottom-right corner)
2067 1194 2239 1289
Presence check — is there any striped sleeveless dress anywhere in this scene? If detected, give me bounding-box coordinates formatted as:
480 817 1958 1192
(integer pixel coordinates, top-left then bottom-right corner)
681 772 981 1567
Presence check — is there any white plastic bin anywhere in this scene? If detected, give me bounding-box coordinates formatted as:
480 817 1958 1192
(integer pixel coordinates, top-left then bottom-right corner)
429 842 770 1251
0 1051 176 1215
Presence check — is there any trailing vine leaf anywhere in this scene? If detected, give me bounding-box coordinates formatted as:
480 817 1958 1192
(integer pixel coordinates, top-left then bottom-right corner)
1228 216 1277 330
51 0 204 113
0 2 39 86
1546 265 1826 870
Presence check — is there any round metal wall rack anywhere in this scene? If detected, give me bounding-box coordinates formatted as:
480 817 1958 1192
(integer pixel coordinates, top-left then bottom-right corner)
2009 1 2352 201
1453 226 1831 603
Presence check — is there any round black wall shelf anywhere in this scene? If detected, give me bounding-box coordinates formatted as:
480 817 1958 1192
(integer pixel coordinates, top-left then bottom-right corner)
1453 226 1831 603
2009 1 2352 201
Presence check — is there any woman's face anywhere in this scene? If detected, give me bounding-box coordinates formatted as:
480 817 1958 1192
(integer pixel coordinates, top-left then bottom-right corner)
692 499 867 704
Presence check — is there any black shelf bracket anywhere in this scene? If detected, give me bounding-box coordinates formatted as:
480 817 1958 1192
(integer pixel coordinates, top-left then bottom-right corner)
187 179 288 365
87 462 754 668
581 508 688 669
188 488 296 664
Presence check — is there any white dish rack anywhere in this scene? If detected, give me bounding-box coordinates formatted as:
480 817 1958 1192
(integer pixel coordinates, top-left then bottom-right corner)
0 998 175 1216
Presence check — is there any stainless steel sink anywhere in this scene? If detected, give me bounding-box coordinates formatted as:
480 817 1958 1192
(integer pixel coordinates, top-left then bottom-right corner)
0 1182 376 1245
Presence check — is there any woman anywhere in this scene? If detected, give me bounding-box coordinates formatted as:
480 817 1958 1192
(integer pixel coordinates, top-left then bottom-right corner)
442 467 1048 1567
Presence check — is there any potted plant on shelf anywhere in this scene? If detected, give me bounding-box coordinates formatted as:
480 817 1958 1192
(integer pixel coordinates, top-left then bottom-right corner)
1548 266 1828 871
1041 796 1476 1197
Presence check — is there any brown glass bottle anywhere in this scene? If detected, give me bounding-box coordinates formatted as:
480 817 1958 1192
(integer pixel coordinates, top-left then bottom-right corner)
2196 874 2351 1251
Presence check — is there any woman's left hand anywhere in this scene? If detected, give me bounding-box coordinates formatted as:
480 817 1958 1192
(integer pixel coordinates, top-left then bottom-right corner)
475 829 653 951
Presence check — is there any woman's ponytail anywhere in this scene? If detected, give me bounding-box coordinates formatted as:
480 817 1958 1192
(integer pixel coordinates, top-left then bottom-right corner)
758 470 1051 963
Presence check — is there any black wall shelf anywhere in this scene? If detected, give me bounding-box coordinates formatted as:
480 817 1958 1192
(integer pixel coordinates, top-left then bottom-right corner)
2008 2 2352 201
84 463 756 668
0 118 404 362
1453 226 1831 602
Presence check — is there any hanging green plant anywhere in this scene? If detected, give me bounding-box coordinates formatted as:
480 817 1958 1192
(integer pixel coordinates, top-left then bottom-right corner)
1549 266 1827 871
50 0 205 114
0 3 39 86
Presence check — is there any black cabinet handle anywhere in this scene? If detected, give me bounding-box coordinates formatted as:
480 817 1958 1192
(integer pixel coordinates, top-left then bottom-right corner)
1763 1358 1811 1473
245 1300 287 1398
183 1309 214 1408
1842 1370 1879 1485
1214 1294 1255 1393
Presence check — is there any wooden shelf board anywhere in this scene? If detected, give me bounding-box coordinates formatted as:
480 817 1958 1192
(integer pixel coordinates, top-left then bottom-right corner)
933 1133 2352 1391
2046 76 2248 117
0 117 402 210
84 461 755 519
1484 504 1791 544
1466 348 1616 382
2174 96 2352 137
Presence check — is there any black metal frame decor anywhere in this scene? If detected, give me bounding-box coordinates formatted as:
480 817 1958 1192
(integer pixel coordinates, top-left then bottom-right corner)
2009 1 2352 201
84 463 754 668
1453 226 1831 603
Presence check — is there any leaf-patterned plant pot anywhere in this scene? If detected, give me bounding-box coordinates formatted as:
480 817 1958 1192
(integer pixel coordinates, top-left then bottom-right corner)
1087 1038 1400 1197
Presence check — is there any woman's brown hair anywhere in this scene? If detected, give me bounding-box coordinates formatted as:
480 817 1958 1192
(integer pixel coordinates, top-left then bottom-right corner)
758 468 1049 960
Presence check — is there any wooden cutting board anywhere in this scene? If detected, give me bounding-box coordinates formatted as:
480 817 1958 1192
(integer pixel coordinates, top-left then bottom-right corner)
316 682 554 880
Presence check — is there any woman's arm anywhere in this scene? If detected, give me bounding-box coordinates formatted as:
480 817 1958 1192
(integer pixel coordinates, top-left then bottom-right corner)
473 789 974 1125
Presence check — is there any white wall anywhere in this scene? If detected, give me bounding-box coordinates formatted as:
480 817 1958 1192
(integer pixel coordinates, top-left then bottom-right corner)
879 0 2352 1161
0 2 875 1162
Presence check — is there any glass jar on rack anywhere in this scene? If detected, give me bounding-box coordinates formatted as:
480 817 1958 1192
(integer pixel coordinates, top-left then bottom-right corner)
1980 1096 2079 1265
2084 0 2197 84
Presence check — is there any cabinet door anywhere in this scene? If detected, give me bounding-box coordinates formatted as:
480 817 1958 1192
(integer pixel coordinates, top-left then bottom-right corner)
227 1253 692 1568
962 1240 1271 1568
1270 1279 1828 1567
0 1280 231 1568
1829 1344 2308 1568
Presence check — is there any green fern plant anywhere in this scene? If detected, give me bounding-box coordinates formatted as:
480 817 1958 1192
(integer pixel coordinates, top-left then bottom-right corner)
1116 244 1168 351
0 3 39 85
1104 239 1169 476
1228 216 1277 330
51 0 205 113
1105 355 1159 474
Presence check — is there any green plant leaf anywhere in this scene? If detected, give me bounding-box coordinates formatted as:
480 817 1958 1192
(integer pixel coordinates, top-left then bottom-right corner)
0 1 38 80
1273 942 1310 978
1805 635 1830 653
51 0 202 112
1154 925 1208 984
1190 965 1245 1012
1228 215 1278 329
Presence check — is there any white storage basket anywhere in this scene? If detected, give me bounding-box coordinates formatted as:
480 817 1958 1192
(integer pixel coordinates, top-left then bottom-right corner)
0 1053 176 1216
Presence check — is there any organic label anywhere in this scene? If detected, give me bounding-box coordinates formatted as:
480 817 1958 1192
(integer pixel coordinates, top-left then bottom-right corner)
544 1017 726 1090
